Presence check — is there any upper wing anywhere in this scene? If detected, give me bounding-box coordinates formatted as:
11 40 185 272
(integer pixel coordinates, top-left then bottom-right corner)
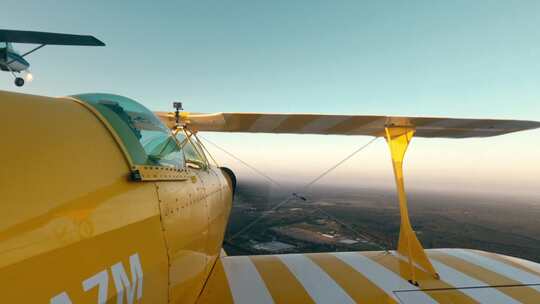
155 112 540 138
197 249 540 303
0 29 105 46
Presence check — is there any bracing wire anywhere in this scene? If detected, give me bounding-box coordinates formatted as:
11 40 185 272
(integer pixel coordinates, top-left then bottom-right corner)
300 137 378 191
199 136 283 188
199 135 382 247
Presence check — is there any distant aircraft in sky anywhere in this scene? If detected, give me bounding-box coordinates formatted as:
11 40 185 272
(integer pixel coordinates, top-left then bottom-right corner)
0 29 104 87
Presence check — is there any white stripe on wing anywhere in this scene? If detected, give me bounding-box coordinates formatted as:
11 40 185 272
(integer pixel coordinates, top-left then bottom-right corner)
432 259 521 304
249 115 288 132
299 116 349 133
279 254 355 304
333 252 438 304
503 255 540 274
445 249 540 292
221 256 274 304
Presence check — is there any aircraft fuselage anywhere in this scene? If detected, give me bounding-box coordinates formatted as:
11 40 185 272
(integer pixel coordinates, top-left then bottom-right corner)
0 90 233 303
0 47 29 72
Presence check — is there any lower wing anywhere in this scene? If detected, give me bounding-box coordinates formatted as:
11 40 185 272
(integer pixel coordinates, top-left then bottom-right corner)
197 249 540 304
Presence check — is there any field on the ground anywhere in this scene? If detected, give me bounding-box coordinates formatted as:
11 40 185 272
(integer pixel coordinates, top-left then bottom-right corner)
224 181 540 263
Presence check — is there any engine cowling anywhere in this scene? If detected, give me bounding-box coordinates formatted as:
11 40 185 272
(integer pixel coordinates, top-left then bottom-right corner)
219 167 237 196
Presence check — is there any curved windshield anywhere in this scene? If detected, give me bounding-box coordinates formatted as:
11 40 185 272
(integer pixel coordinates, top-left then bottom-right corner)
176 132 207 169
74 93 185 169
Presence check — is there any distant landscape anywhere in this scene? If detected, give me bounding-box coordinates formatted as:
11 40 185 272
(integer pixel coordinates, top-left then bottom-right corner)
223 180 540 263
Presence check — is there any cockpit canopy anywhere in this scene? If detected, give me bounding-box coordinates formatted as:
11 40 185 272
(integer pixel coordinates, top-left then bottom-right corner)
73 93 185 169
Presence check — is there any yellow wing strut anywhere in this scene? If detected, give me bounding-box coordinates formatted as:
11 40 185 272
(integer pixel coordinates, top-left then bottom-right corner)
385 127 439 283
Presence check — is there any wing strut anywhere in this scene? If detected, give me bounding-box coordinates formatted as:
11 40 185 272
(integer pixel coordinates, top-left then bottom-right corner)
20 43 46 58
385 127 439 283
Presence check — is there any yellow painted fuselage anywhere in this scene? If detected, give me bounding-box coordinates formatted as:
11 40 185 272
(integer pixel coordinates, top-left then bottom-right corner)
0 91 233 303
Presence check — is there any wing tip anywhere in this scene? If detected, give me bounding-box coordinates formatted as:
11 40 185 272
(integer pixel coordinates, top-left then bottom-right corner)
88 35 106 46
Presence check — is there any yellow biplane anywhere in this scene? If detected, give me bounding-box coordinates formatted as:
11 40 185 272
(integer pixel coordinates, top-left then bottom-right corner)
1 90 539 303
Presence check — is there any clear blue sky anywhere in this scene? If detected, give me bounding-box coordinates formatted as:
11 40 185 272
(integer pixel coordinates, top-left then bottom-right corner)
2 1 539 197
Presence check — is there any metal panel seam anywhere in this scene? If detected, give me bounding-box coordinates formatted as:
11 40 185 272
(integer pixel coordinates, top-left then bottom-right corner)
153 182 172 304
195 253 224 302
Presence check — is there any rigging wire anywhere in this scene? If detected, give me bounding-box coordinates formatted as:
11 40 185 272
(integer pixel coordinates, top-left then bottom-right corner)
301 137 378 192
200 136 283 188
199 135 381 246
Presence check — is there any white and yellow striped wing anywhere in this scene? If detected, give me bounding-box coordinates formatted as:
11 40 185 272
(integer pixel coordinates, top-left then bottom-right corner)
155 112 540 138
197 249 540 303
